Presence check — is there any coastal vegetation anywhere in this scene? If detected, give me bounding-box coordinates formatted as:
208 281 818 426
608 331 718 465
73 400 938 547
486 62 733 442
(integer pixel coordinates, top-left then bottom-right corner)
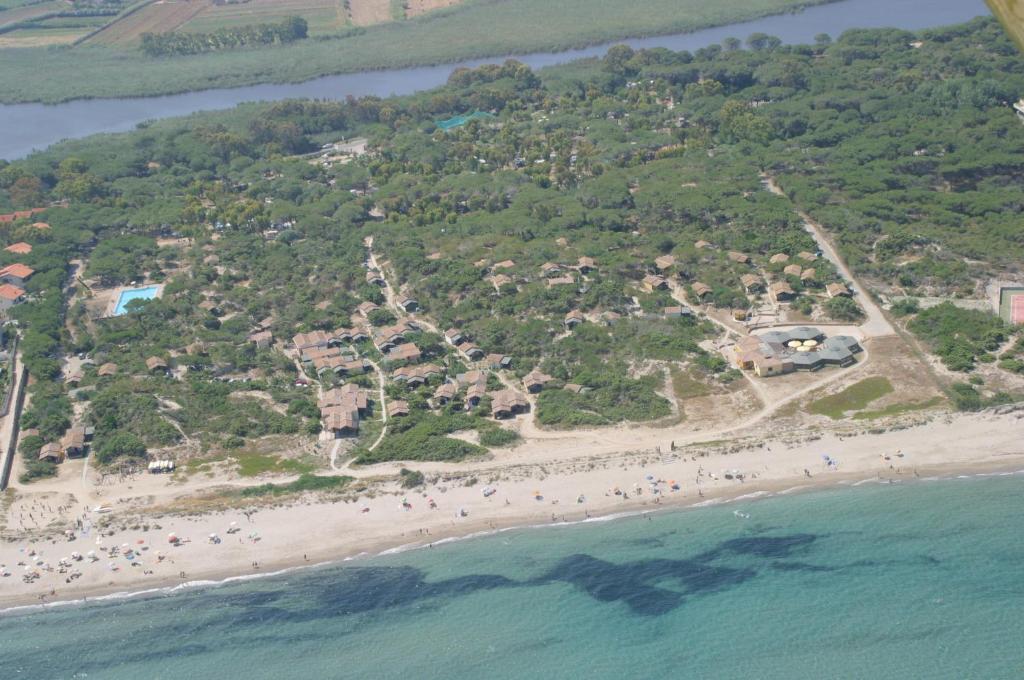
0 17 1022 478
808 377 893 419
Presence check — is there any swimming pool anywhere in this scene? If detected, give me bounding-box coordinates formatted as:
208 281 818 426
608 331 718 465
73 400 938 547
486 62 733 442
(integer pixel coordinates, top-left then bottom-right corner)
112 285 161 316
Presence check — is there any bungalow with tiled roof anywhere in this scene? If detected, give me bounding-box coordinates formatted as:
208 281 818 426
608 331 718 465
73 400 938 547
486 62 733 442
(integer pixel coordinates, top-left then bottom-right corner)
691 282 712 299
357 301 380 317
576 256 596 273
546 275 576 288
769 253 789 264
145 356 168 373
365 270 385 286
740 273 763 292
491 389 529 419
540 262 562 276
97 362 118 377
727 251 750 265
292 330 333 351
694 240 712 250
564 309 585 329
319 384 368 414
783 264 802 277
4 242 32 255
433 382 458 405
800 268 817 283
524 369 553 393
492 260 515 270
61 426 93 458
248 330 273 349
0 283 25 312
798 251 818 262
387 400 411 418
387 342 422 363
0 263 33 287
457 341 485 360
486 353 512 370
444 328 465 346
490 273 513 289
769 281 796 303
643 274 668 292
38 442 64 464
396 294 419 312
321 405 359 437
654 254 676 271
826 282 851 298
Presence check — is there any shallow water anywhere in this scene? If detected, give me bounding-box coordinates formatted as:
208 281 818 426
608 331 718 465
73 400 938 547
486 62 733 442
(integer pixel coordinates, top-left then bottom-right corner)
2 474 1022 679
0 0 989 159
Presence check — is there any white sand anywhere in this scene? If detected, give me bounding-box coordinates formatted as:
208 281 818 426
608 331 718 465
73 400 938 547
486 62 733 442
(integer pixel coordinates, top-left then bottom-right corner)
2 409 1022 611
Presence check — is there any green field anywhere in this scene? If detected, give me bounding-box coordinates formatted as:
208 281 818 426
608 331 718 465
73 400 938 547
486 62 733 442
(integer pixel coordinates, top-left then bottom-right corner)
0 0 832 103
808 377 895 419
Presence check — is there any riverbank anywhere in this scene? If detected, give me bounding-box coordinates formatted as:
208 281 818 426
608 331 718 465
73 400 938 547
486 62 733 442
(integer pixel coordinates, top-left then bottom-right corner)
0 0 833 106
0 0 988 159
2 408 1021 612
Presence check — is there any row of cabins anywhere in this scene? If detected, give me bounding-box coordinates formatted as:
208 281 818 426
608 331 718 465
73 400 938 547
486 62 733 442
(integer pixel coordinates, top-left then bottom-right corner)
365 268 419 311
35 425 95 464
434 370 531 419
733 327 862 377
539 257 597 277
444 328 512 368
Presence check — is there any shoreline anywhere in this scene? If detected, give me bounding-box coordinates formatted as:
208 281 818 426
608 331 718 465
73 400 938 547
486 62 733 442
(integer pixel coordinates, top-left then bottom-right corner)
3 452 1022 615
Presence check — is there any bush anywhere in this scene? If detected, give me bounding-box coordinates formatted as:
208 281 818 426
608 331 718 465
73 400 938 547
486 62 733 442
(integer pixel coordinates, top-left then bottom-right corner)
399 468 425 488
824 296 864 322
478 426 520 448
94 432 147 466
240 473 351 497
890 298 919 316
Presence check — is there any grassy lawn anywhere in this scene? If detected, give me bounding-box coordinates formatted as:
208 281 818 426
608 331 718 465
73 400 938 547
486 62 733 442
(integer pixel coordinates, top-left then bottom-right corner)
0 0 833 103
808 377 894 419
234 451 316 476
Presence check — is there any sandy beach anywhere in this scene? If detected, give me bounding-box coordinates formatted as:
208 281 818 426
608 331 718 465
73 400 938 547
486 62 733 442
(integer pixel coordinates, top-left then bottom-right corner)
2 407 1022 612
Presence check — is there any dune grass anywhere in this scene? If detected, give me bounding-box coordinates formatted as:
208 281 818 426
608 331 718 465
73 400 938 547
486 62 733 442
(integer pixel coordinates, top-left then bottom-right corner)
808 377 894 419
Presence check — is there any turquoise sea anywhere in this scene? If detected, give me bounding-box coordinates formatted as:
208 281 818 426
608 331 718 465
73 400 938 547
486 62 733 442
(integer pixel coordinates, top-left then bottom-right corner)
3 474 1023 679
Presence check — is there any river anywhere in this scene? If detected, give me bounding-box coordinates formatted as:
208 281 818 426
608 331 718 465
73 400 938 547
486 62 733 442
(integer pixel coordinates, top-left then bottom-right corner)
0 0 989 160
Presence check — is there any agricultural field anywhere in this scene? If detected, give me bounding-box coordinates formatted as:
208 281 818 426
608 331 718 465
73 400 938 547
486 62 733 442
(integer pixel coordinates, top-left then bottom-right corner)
346 0 392 27
404 0 461 19
0 22 87 46
181 0 348 35
86 0 206 46
0 0 67 28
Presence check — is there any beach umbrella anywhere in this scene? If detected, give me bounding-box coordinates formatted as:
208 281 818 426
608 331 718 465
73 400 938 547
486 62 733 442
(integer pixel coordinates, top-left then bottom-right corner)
167 533 178 543
645 474 654 481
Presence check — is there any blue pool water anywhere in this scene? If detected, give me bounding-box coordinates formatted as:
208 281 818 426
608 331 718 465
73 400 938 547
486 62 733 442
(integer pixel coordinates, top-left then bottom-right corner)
2 474 1023 679
113 285 160 315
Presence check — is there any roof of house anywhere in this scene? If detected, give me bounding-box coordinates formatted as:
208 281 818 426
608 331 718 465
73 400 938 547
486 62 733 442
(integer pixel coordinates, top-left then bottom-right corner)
490 389 527 414
694 240 712 249
97 362 118 376
146 356 168 371
38 442 63 460
492 260 515 269
486 353 510 367
577 256 596 268
434 382 458 400
740 273 761 288
540 262 561 272
798 251 818 261
727 251 750 264
783 264 802 277
357 301 379 315
386 400 410 417
643 274 667 287
319 384 367 411
692 282 712 296
387 342 422 361
4 242 32 255
769 281 795 296
248 330 273 344
0 283 25 301
546 276 575 287
524 369 553 389
826 282 851 297
0 263 34 279
801 268 816 280
490 274 513 287
321 405 359 431
444 328 464 341
769 253 789 264
565 310 585 322
654 254 676 269
292 330 332 349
